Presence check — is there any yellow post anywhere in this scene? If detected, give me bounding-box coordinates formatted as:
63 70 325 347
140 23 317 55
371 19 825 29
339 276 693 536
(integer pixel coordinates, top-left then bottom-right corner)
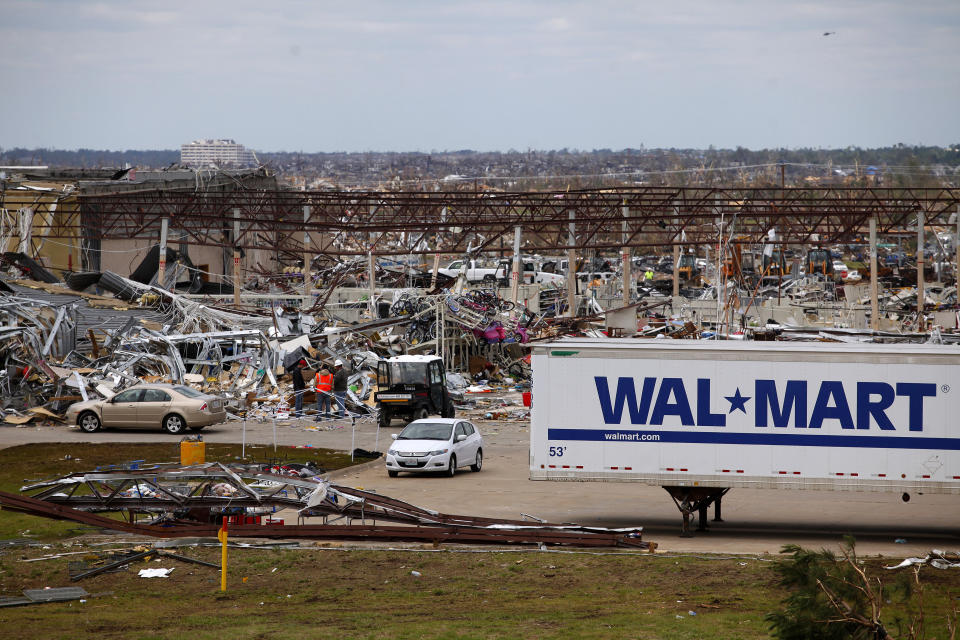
218 518 228 591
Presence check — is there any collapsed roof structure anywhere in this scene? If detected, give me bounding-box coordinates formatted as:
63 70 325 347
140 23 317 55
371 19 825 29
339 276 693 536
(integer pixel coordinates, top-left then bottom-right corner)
0 171 956 426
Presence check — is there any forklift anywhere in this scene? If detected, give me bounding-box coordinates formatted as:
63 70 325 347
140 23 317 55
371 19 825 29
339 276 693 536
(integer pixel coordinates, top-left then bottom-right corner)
374 355 455 429
676 253 699 281
762 249 790 276
806 247 834 277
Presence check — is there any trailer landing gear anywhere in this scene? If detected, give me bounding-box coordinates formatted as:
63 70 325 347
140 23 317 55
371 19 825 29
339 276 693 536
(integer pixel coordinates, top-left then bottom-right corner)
664 487 730 537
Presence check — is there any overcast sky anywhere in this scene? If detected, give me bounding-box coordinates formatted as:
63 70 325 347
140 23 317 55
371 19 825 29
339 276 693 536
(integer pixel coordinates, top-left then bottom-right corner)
1 1 958 152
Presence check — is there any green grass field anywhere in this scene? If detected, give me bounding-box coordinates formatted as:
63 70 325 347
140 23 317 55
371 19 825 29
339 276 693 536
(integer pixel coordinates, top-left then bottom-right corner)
0 444 957 639
2 545 958 639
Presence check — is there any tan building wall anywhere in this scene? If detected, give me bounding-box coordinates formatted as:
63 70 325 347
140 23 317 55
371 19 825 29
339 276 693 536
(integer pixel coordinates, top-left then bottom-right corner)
100 239 231 284
0 185 82 277
2 169 287 287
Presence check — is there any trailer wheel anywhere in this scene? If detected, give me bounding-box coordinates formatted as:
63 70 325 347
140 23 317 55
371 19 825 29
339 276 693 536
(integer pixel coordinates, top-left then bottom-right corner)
415 407 429 421
378 409 391 429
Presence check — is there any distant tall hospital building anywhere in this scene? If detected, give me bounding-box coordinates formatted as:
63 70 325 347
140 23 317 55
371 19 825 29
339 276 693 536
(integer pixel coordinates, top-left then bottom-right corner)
180 139 256 167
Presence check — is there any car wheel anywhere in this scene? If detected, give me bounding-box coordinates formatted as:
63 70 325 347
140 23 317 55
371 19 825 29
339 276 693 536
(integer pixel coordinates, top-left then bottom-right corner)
446 454 457 477
387 469 399 478
415 407 429 421
163 414 187 434
471 449 482 472
482 274 496 283
79 411 101 433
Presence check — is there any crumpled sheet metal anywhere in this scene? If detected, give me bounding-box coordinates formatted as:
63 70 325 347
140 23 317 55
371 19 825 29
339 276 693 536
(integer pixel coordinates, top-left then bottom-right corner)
0 294 81 417
0 274 287 418
0 270 488 424
885 550 960 570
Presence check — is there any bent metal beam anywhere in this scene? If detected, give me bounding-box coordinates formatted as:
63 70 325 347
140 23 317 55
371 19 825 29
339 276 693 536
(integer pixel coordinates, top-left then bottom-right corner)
1 464 653 549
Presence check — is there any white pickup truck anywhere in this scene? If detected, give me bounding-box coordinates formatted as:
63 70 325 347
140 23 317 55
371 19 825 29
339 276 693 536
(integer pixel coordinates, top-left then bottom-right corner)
498 259 565 286
437 259 499 283
439 259 565 285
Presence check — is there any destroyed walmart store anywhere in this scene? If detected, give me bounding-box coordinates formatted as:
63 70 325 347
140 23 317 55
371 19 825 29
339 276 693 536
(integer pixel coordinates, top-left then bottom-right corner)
0 174 958 431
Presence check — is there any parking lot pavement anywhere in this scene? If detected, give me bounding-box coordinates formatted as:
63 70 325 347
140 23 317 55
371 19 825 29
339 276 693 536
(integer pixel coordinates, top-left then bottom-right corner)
2 415 957 556
332 420 960 556
0 414 385 450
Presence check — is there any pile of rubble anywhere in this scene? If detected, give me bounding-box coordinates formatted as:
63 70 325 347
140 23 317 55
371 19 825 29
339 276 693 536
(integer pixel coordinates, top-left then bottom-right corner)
0 262 549 428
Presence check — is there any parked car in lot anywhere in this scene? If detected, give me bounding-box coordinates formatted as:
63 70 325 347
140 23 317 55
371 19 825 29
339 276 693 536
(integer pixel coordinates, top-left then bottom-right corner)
385 418 483 477
66 383 227 434
842 269 862 283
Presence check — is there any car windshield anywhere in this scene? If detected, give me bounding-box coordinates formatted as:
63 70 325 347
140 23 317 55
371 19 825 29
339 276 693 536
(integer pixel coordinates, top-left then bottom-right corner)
173 386 204 398
398 422 453 441
381 362 428 386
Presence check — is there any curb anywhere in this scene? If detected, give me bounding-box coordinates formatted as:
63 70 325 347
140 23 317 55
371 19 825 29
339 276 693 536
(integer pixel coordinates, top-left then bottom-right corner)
325 455 384 480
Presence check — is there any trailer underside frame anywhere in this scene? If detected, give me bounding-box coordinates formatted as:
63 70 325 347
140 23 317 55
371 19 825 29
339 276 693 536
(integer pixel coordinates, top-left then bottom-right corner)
664 486 730 537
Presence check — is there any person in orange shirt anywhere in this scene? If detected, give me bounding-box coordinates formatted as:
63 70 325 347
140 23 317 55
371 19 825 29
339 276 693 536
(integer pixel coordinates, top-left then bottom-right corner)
314 365 333 419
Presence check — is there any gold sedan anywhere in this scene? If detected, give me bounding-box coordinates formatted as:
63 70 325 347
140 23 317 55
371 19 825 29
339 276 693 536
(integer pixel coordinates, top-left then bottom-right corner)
66 383 227 434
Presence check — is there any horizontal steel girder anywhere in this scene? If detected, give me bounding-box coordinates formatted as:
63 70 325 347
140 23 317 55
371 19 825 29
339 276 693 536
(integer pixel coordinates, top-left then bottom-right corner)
68 187 960 256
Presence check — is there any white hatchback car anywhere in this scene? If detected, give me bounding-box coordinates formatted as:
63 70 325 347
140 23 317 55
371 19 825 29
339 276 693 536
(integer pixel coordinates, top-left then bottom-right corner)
386 418 483 477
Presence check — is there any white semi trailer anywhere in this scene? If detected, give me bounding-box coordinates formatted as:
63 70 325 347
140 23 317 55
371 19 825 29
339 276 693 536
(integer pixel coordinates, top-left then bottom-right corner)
530 339 960 535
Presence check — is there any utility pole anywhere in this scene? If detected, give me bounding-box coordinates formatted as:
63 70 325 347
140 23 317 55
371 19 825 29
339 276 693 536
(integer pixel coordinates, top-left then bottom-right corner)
233 209 241 306
510 226 522 318
430 253 441 290
956 205 959 305
368 204 377 317
303 205 311 308
431 207 446 290
566 211 577 317
621 199 632 304
869 216 878 331
17 207 33 256
157 217 168 290
917 209 925 318
672 206 680 298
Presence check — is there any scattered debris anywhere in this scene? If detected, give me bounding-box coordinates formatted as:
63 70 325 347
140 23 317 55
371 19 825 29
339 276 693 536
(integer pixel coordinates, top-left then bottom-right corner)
0 587 90 608
138 568 174 578
0 225 953 435
885 550 960 570
1 464 654 550
68 547 219 582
